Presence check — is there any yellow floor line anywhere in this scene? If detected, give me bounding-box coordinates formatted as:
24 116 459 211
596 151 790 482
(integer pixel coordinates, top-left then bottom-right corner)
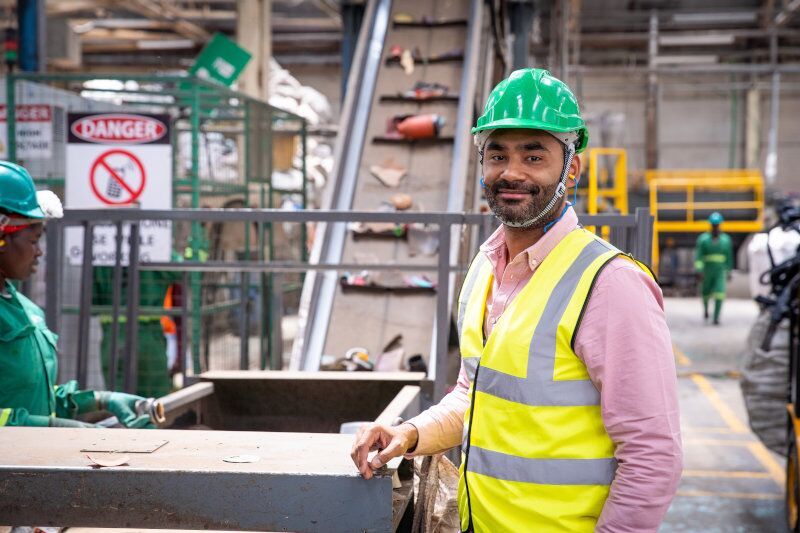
690 373 749 434
688 372 786 487
683 469 772 479
746 441 786 487
677 490 783 501
673 343 692 367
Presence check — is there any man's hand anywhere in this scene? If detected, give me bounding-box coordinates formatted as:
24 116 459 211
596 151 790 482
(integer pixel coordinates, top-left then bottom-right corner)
350 422 418 480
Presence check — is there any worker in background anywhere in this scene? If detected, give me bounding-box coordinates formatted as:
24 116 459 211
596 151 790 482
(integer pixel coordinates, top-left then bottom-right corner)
352 69 682 532
0 161 153 428
694 211 734 325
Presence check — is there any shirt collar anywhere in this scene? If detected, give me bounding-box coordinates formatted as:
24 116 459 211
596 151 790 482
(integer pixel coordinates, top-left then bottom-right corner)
480 206 580 275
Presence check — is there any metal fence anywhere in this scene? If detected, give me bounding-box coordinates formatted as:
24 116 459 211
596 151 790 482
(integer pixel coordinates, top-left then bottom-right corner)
3 73 309 382
45 208 653 401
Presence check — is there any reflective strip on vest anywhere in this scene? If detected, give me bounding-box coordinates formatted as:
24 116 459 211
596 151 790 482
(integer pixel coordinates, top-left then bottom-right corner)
0 408 11 426
468 445 618 485
703 254 727 263
474 239 612 407
462 357 479 383
457 253 489 343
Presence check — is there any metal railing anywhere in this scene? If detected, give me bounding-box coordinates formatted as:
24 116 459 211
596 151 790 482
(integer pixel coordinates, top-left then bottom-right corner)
45 208 653 401
648 171 765 272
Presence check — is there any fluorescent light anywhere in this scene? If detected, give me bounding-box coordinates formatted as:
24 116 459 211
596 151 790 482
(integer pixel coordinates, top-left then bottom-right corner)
136 39 195 50
653 55 719 65
659 34 736 46
672 12 757 25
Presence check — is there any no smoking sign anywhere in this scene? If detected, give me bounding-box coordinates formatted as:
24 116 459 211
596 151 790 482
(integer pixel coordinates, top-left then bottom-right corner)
89 149 146 205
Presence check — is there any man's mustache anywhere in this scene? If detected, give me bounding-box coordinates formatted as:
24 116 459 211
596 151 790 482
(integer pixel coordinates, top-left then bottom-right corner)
490 179 541 195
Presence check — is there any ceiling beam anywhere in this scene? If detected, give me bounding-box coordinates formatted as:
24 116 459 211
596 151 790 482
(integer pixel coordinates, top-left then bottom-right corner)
102 0 211 42
775 0 800 27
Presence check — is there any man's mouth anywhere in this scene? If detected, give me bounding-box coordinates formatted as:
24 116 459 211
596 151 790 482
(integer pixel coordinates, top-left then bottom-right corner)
497 189 532 201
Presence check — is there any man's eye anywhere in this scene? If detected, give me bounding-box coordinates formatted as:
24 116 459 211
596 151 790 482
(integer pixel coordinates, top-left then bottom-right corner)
527 156 542 162
490 155 505 161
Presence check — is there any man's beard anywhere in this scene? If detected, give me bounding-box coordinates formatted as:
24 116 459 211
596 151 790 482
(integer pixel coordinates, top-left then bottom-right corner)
485 178 562 229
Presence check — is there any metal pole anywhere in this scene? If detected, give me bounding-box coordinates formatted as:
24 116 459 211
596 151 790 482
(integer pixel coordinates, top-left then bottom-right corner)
300 120 308 263
107 221 124 390
560 0 570 82
765 29 780 186
76 222 94 388
239 271 249 370
44 219 61 335
6 74 16 162
181 270 189 384
509 1 534 71
646 10 659 170
190 81 202 375
123 223 141 394
434 223 452 401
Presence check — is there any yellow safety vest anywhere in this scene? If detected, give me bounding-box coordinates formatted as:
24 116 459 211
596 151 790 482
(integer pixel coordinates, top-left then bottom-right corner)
456 228 652 533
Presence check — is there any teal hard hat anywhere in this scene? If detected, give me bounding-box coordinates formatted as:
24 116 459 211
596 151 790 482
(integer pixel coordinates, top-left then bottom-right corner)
708 212 724 225
472 68 589 153
0 161 45 219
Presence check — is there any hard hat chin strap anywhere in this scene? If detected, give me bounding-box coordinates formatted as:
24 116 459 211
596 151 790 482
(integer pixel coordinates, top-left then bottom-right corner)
503 143 575 229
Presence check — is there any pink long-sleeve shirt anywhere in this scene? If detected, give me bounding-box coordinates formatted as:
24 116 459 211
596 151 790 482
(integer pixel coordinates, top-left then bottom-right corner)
406 206 682 532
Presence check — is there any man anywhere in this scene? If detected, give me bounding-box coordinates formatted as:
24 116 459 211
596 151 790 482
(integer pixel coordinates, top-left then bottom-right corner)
0 161 153 428
351 69 682 532
694 211 734 325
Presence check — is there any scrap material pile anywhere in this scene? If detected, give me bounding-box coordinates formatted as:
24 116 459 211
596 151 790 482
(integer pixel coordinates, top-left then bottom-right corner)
741 201 800 454
269 59 334 206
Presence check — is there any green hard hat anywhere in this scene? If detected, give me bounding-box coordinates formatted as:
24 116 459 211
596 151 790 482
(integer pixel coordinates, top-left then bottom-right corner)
709 212 724 225
472 68 589 153
0 161 45 219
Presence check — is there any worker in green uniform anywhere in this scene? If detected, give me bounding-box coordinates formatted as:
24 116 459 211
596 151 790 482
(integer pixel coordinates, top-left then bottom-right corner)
694 211 734 325
0 161 153 428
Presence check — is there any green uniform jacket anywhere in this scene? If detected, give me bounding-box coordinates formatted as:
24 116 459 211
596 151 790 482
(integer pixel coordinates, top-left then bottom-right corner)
694 232 733 274
694 232 734 299
0 281 81 426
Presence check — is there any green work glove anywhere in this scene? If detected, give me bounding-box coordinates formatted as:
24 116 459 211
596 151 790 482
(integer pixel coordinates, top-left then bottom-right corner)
27 415 102 428
95 391 153 429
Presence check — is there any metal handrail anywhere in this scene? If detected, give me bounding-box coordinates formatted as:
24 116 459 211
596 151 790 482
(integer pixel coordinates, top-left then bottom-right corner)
46 208 652 401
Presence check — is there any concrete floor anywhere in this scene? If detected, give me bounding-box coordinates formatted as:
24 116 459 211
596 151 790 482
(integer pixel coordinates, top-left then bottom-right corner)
662 296 788 533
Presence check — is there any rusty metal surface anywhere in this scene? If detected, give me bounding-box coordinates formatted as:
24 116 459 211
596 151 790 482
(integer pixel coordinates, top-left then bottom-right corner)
0 428 394 532
198 371 427 433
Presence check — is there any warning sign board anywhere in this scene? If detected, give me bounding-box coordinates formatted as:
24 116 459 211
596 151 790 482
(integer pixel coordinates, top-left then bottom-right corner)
0 104 57 159
66 112 172 266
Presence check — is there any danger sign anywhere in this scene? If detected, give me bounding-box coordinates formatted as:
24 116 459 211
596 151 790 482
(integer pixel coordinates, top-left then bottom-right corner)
66 112 172 266
0 104 57 160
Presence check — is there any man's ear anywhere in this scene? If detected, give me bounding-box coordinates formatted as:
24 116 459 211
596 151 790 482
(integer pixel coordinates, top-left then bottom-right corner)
568 153 581 188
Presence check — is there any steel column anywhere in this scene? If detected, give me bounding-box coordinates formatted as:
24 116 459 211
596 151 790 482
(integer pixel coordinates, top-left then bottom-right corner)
107 221 124 390
123 223 141 394
76 222 94 389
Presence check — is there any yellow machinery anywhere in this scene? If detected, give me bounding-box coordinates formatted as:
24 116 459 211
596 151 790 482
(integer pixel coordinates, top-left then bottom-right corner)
581 148 629 241
648 169 765 273
586 148 629 216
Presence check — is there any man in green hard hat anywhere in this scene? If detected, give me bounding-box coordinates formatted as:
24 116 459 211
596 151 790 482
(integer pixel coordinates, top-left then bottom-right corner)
0 160 155 428
352 69 681 532
694 211 734 325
